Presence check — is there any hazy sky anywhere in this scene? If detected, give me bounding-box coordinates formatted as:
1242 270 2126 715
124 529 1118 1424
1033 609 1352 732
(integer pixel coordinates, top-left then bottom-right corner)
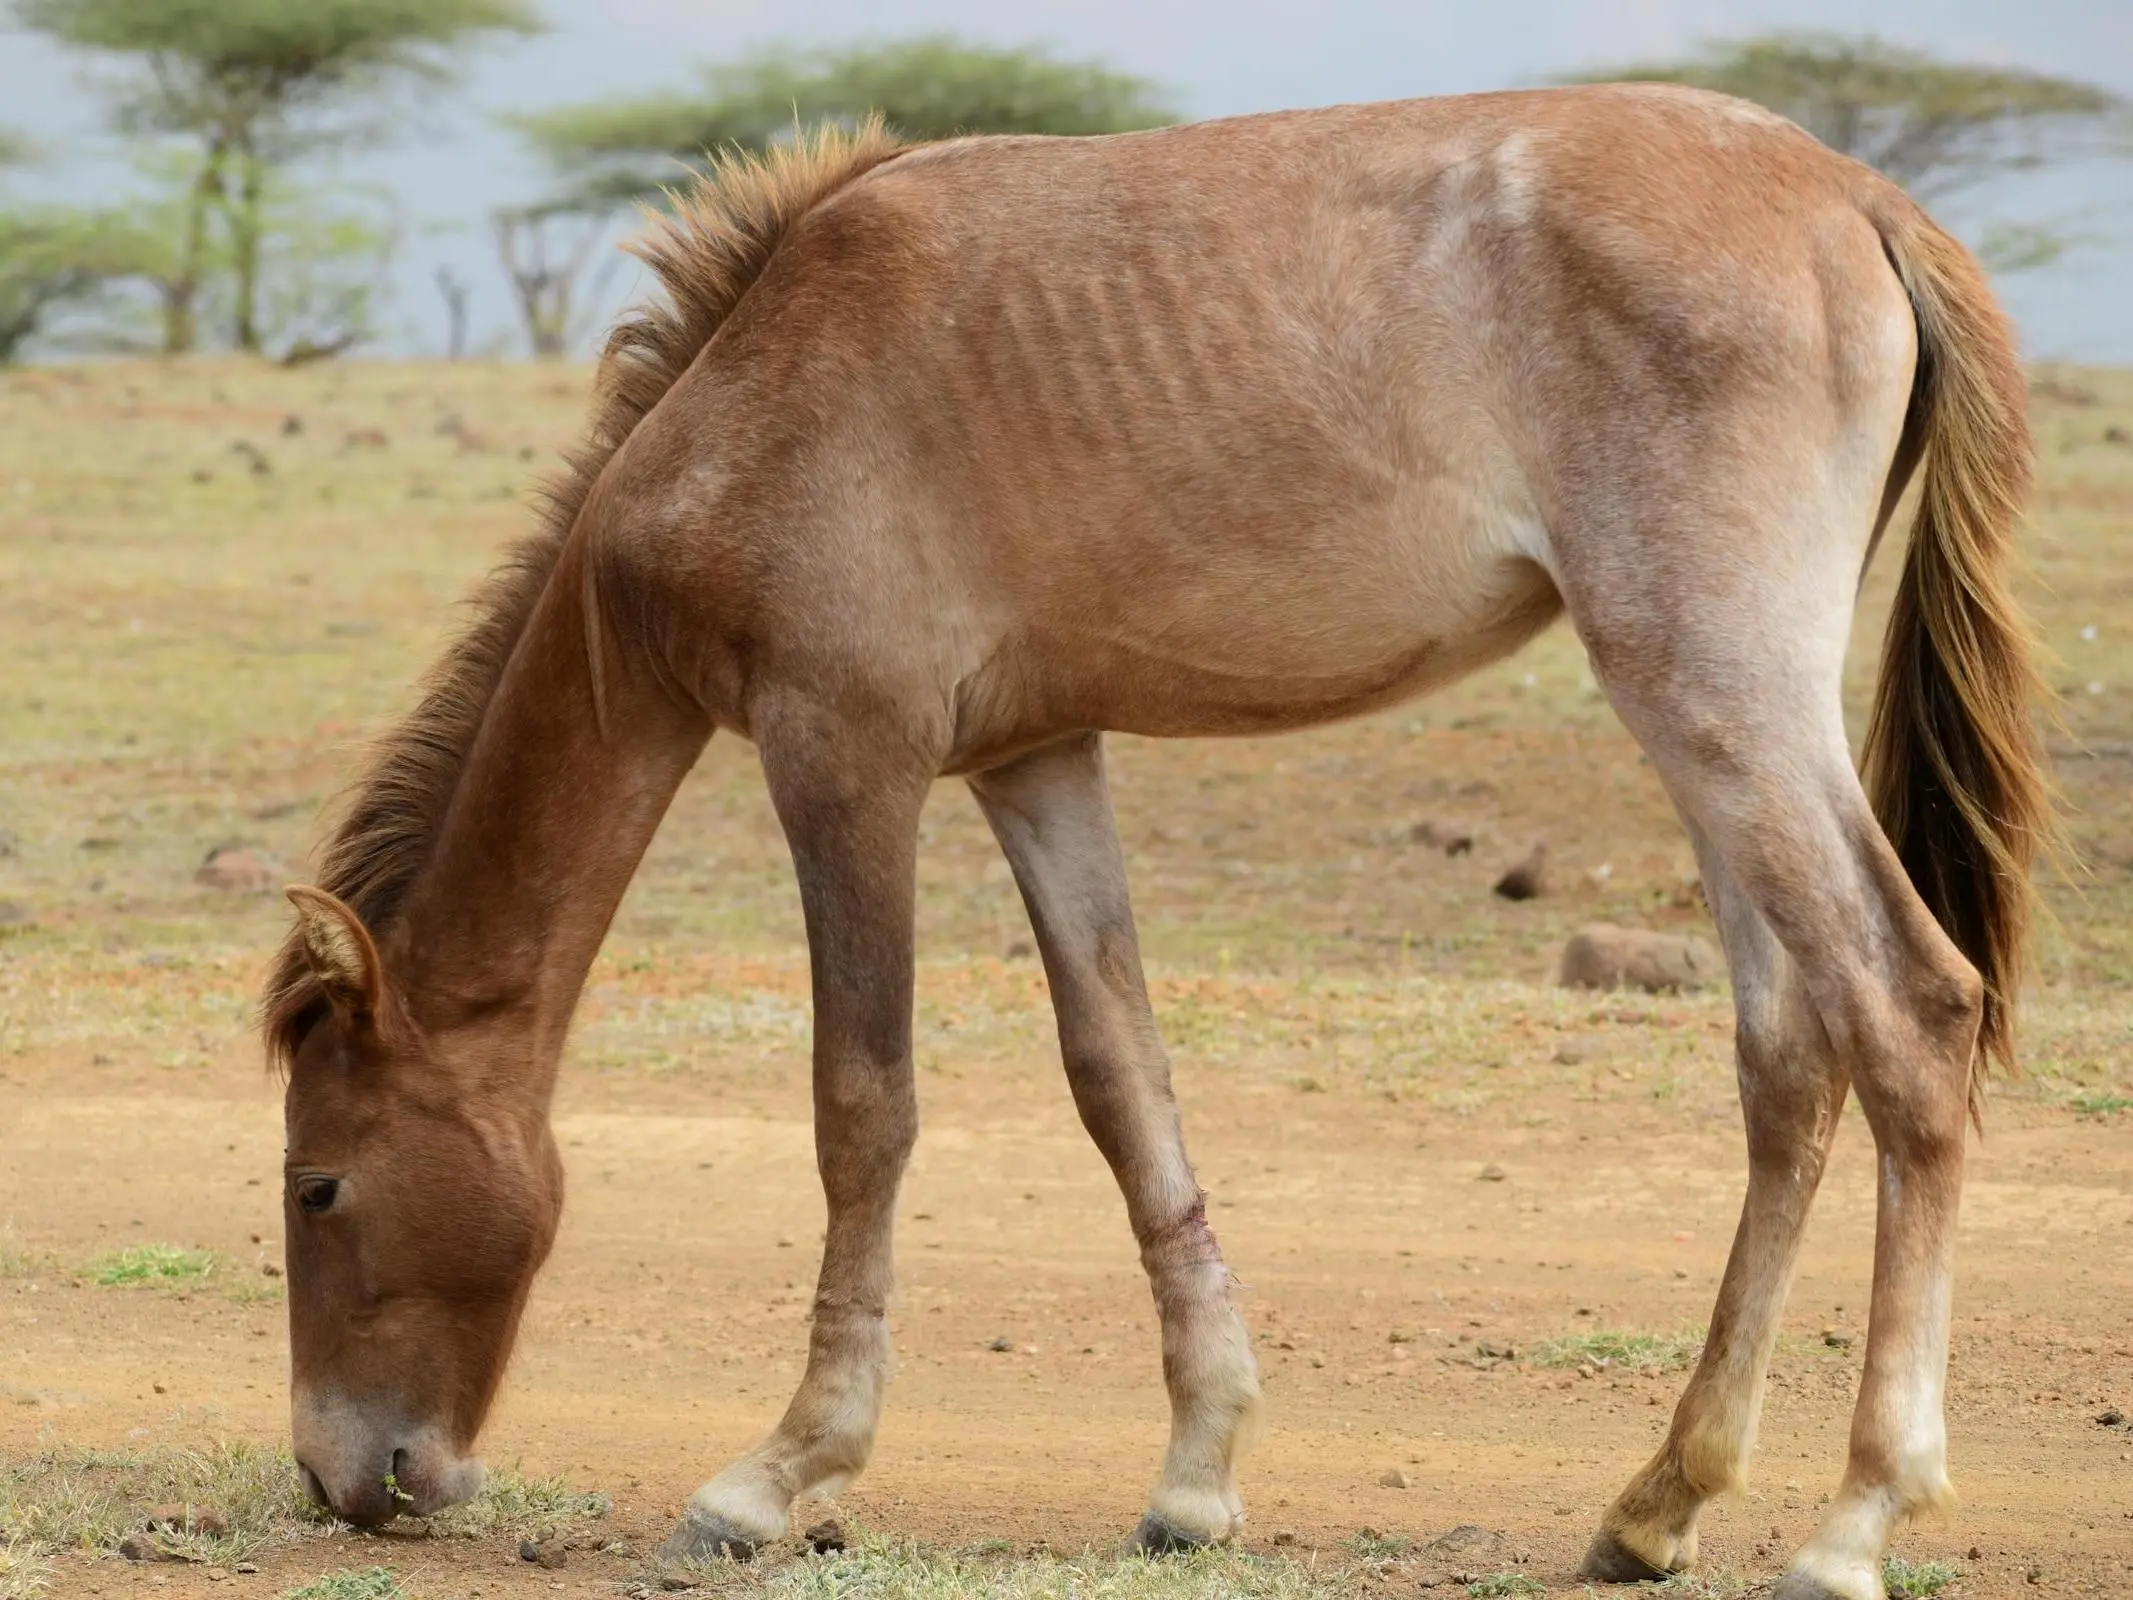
3 0 2130 360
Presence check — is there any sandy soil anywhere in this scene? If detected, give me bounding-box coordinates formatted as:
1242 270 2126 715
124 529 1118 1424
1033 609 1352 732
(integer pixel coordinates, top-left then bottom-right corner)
5 999 2130 1597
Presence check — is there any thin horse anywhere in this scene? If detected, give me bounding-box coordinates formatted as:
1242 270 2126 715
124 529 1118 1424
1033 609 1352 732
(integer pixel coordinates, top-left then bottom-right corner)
264 86 2049 1600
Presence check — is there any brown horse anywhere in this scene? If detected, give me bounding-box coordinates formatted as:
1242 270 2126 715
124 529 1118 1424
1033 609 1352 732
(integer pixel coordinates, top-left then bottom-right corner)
265 87 2049 1600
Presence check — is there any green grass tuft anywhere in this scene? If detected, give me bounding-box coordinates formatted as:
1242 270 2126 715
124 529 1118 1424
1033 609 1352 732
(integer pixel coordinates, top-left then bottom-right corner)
1465 1575 1544 1598
2069 1090 2133 1118
281 1569 406 1600
1343 1527 1410 1559
85 1244 216 1287
1882 1555 1961 1598
426 1464 611 1540
1528 1328 1703 1373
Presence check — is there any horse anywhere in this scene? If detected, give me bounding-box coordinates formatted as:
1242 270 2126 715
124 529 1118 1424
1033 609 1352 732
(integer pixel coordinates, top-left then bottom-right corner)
262 85 2050 1600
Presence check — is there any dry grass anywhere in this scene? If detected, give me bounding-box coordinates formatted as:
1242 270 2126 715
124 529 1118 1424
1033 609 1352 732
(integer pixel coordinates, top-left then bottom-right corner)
0 1436 317 1566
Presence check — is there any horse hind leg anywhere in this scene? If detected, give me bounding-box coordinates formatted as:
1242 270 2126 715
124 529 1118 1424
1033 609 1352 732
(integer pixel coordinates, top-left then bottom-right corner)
1584 826 1851 1579
663 696 934 1563
970 734 1263 1551
1568 517 1980 1600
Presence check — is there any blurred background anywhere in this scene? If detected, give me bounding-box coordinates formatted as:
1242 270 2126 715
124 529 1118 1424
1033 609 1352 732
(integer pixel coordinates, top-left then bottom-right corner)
1 0 2129 368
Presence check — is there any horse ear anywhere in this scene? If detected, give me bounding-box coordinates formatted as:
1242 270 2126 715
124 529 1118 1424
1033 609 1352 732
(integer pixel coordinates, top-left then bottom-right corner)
285 885 386 1022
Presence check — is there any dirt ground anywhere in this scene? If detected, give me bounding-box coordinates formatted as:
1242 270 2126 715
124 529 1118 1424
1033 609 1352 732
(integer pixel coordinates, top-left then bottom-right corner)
3 360 2131 1598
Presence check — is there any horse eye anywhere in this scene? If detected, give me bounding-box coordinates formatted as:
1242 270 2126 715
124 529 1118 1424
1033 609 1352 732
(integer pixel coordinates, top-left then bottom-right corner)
295 1176 340 1214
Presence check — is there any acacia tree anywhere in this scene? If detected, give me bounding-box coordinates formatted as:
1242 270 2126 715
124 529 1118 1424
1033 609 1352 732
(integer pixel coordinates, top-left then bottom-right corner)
1566 33 2129 271
518 36 1179 208
0 125 150 362
12 0 540 354
497 37 1177 356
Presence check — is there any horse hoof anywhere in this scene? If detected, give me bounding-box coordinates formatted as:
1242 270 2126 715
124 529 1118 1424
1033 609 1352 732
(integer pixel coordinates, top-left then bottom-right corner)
1128 1512 1209 1556
661 1510 762 1565
1579 1526 1677 1583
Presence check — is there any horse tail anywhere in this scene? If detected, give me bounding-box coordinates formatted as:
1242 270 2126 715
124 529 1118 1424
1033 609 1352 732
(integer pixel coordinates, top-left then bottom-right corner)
1862 198 2056 1099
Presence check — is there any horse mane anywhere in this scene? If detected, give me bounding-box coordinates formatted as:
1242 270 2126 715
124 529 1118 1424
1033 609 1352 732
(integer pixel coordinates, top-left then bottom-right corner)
262 117 904 1066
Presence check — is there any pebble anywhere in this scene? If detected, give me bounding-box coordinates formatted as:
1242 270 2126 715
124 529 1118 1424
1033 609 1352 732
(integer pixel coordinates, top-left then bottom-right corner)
1378 1468 1409 1489
987 1335 1014 1352
1492 842 1548 900
146 1503 228 1536
1477 1163 1507 1182
803 1518 847 1553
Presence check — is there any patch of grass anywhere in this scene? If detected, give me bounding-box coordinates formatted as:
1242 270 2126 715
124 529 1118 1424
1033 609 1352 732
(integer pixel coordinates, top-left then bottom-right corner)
1882 1555 1960 1598
0 1533 55 1600
85 1244 217 1287
0 1227 43 1282
1465 1575 1544 1598
0 1437 319 1568
425 1464 610 1540
674 1531 1373 1597
282 1569 406 1600
1529 1328 1703 1373
2068 1090 2133 1118
1343 1526 1410 1558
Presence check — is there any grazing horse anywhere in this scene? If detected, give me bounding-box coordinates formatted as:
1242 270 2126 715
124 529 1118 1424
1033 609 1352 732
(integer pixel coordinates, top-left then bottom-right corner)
264 87 2049 1600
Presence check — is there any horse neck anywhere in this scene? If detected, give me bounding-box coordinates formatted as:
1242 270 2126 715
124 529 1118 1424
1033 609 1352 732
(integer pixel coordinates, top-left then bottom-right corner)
387 539 707 1094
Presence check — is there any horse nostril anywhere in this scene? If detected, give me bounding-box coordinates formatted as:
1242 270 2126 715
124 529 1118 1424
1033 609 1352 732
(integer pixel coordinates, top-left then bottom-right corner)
296 1462 328 1508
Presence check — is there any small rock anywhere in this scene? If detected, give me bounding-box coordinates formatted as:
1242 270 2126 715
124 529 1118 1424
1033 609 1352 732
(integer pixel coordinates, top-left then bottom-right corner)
145 1503 227 1537
1003 939 1034 960
660 1576 697 1592
803 1518 846 1553
1822 1328 1853 1351
0 899 36 931
1968 1546 1982 1561
280 413 304 436
260 1261 282 1277
1378 1467 1409 1489
987 1336 1014 1352
2097 1406 2128 1429
195 846 280 893
1474 1339 1516 1362
1492 843 1548 900
1558 923 1722 993
1409 819 1474 856
1271 1529 1297 1547
1552 1037 1598 1065
236 1563 258 1574
1477 1163 1507 1182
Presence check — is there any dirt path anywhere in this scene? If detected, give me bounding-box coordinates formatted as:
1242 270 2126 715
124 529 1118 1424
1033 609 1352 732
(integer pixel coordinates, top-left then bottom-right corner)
6 1007 2129 1597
